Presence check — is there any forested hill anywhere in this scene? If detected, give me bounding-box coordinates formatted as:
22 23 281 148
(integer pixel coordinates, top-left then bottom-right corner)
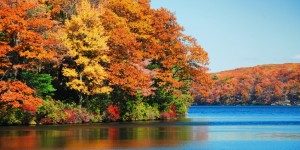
0 0 210 125
196 63 300 106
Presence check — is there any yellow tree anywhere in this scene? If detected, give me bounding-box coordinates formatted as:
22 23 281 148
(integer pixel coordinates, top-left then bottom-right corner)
61 0 111 105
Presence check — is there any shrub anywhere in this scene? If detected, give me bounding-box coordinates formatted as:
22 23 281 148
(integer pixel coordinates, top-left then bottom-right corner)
148 104 160 120
40 117 52 124
0 107 23 125
160 112 171 119
123 101 160 121
64 108 90 123
36 100 66 124
89 113 102 123
130 102 148 120
160 105 176 120
64 110 75 123
86 96 109 115
0 106 39 125
106 105 120 121
37 100 93 124
172 94 193 115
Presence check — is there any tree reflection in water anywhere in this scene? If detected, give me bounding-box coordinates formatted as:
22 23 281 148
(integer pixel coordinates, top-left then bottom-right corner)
0 120 208 149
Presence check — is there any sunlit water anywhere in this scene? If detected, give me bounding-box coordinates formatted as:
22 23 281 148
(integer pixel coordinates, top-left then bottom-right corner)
1 106 300 150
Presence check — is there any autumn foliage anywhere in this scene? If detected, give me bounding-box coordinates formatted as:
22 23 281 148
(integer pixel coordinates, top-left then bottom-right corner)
0 0 56 72
61 0 111 104
0 81 42 110
197 64 300 105
106 105 120 121
0 0 210 124
1 0 299 125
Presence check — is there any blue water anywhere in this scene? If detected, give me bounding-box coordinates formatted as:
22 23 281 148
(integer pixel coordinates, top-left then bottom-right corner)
0 106 300 150
182 106 300 150
187 106 300 125
188 106 300 117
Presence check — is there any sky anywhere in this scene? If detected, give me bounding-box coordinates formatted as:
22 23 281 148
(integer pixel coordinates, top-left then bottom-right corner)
151 0 300 72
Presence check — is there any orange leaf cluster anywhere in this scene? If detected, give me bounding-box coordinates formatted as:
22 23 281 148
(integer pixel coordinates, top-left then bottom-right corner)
0 81 42 109
0 0 56 73
101 0 210 97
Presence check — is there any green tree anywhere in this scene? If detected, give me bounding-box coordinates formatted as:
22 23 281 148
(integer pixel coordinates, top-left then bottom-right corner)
22 71 56 99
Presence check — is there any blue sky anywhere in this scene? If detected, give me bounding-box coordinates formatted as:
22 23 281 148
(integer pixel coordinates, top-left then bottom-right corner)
151 0 300 72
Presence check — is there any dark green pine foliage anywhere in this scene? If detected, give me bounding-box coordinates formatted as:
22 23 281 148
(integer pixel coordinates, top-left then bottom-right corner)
22 72 56 99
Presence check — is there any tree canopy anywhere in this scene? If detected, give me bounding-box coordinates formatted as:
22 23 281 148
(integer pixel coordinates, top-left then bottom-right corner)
0 0 210 124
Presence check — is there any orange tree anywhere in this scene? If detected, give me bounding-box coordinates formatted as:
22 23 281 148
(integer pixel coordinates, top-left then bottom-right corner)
100 0 210 118
0 0 55 124
147 8 210 114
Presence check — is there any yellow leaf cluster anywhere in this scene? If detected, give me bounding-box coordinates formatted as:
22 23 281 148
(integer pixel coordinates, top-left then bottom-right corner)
61 0 111 96
62 68 78 78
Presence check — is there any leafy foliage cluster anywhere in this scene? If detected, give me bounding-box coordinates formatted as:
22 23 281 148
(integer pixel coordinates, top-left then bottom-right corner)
0 0 210 125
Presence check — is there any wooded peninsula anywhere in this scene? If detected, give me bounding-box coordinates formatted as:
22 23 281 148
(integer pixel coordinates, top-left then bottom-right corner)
0 0 210 125
0 0 299 125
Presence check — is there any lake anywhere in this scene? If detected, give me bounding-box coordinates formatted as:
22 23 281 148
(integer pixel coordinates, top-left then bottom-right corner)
1 106 300 150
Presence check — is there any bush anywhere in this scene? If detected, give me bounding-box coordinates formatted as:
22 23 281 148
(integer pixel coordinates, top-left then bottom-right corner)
64 108 90 123
36 100 66 124
0 107 23 125
36 100 91 124
160 104 176 120
129 102 148 120
106 105 120 121
86 96 109 115
89 113 102 123
123 101 160 121
0 106 39 125
171 94 192 115
40 117 52 124
148 104 160 120
160 112 171 120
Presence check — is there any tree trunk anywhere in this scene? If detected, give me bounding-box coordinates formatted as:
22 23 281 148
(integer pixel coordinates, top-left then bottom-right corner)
79 93 83 108
38 64 42 73
10 32 19 47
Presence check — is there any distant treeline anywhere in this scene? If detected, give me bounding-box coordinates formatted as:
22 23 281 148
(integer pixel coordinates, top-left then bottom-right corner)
196 63 300 106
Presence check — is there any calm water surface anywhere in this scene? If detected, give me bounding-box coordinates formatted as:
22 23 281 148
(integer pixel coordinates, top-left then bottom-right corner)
1 106 300 150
